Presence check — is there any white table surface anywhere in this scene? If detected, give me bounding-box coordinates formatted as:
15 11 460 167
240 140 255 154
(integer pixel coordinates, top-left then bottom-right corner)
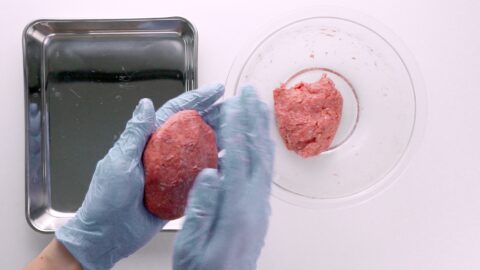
1 0 480 269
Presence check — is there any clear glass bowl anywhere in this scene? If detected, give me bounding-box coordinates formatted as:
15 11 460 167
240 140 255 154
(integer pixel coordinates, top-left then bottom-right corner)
225 7 427 208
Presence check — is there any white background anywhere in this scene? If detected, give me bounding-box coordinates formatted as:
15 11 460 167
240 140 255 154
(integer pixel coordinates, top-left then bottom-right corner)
1 0 480 269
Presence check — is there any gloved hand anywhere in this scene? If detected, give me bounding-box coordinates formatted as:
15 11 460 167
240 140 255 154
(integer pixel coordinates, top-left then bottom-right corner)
173 86 275 270
56 84 225 270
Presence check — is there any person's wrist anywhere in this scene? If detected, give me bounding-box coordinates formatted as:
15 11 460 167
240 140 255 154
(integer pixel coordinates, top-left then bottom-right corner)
50 239 83 270
55 215 112 270
24 238 82 270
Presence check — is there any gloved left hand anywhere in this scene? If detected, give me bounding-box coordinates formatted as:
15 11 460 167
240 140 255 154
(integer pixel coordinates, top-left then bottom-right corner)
56 84 225 270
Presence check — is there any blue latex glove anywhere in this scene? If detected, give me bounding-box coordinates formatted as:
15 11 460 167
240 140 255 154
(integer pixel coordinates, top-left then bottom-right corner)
56 84 225 270
173 86 275 270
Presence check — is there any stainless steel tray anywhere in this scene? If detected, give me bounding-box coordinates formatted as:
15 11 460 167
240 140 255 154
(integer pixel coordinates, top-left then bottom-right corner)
23 18 197 233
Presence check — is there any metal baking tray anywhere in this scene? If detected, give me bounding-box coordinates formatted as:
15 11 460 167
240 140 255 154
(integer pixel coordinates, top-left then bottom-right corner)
23 18 197 233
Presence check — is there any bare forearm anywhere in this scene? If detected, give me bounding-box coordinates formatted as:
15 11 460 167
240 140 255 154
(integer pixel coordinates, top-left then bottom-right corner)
24 238 82 270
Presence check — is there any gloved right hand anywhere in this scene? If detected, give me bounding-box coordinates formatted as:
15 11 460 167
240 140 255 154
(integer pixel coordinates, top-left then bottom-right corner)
173 86 275 270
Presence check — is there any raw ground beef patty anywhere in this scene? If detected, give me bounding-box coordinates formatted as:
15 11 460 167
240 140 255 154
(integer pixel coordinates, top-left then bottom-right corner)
273 74 343 158
143 110 218 220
